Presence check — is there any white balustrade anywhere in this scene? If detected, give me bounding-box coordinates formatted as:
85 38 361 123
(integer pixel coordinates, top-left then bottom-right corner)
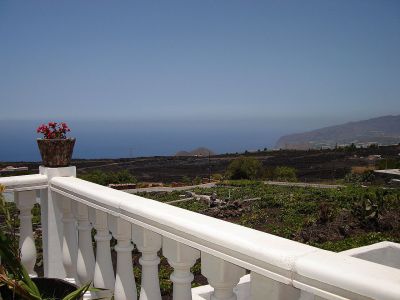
113 217 136 300
15 190 37 277
201 252 246 300
132 225 162 300
251 272 300 300
93 210 115 299
2 171 400 300
61 196 78 283
76 202 95 285
163 237 200 300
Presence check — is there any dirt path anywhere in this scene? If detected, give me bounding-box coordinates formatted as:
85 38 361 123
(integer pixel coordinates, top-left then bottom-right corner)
124 181 343 194
125 182 217 194
263 181 344 189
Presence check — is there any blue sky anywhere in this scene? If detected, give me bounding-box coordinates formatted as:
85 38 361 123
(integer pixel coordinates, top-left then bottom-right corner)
0 0 399 127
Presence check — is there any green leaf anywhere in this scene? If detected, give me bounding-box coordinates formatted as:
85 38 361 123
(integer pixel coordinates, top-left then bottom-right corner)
62 282 92 300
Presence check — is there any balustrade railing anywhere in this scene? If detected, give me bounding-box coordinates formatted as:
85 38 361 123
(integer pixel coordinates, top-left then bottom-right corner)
1 167 399 300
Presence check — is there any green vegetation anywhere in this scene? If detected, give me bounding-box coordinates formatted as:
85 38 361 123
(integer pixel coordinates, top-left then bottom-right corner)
136 191 184 203
211 173 224 181
226 157 263 180
142 182 400 252
271 166 297 182
312 232 400 252
218 179 263 187
173 199 209 212
78 169 137 186
376 158 400 169
343 170 375 184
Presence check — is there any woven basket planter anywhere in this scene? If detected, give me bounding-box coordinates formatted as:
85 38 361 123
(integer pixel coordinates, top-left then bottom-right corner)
37 138 76 167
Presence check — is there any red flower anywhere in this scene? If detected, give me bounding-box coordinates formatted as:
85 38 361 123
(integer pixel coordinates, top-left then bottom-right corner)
36 121 71 139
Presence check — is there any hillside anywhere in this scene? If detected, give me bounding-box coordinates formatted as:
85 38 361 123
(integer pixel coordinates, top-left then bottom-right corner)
175 147 215 157
276 115 400 149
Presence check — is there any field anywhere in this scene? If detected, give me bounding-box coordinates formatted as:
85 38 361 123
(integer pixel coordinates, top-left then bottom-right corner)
139 182 400 252
133 181 400 298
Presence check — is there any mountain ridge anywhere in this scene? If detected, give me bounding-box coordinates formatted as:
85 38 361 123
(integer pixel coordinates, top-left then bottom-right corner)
276 115 400 149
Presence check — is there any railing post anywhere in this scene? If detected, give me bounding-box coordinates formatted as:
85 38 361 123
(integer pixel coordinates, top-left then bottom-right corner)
61 196 78 283
76 202 95 286
113 217 136 300
132 225 162 300
251 272 300 300
163 237 200 300
93 209 115 299
201 253 246 300
15 190 37 277
40 166 76 278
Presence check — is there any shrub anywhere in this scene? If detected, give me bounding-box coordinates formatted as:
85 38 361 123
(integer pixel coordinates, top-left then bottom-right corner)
79 169 137 186
226 157 263 180
344 170 375 184
211 173 224 181
376 158 400 170
193 176 202 185
352 190 387 229
182 176 192 185
114 169 137 184
344 143 357 152
273 166 297 182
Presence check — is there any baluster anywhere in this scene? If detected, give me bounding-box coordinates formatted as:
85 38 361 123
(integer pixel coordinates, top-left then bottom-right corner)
15 190 37 277
76 203 95 286
163 237 200 300
61 196 78 283
251 272 300 300
93 210 115 299
132 225 162 300
201 253 246 300
113 217 136 300
41 166 76 278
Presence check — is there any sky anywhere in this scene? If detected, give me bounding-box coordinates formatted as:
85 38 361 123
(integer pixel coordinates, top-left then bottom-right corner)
1 0 399 124
0 1 399 159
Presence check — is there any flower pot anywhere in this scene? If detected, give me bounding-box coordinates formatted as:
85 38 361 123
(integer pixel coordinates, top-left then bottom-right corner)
0 277 80 300
37 138 76 167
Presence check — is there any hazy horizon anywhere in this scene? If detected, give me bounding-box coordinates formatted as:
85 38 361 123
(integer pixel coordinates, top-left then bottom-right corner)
0 118 297 161
1 113 398 162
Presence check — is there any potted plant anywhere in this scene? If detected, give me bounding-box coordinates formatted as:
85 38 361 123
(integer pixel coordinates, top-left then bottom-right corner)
0 184 91 300
36 122 75 168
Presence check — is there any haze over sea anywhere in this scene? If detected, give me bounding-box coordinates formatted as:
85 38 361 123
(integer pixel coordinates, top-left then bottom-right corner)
0 119 310 162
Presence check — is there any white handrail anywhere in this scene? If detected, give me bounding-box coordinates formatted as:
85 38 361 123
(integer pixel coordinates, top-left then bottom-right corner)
49 176 400 300
0 174 48 191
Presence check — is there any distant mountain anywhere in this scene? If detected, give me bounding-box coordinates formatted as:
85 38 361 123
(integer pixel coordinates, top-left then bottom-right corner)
276 115 400 150
175 147 215 157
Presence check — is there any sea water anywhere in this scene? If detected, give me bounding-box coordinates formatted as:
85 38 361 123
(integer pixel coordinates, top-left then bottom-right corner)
0 119 299 161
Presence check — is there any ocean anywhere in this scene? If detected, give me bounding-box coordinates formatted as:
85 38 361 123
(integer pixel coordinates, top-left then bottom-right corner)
0 119 298 162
